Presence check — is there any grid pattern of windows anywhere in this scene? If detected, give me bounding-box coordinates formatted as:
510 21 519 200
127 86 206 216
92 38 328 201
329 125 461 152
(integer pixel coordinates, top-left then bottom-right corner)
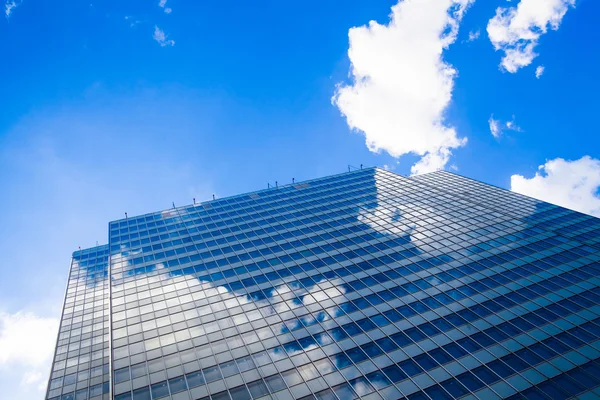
47 167 600 399
46 246 111 400
411 171 600 251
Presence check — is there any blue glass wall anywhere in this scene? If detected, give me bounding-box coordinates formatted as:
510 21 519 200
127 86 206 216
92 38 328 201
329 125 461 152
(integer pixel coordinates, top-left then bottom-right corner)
46 245 111 400
47 168 600 400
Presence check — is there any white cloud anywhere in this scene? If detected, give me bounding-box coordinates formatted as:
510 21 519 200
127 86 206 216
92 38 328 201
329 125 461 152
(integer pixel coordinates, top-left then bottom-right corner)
488 114 521 138
535 65 545 78
5 0 19 18
487 0 575 73
0 310 59 394
511 156 600 217
333 0 472 176
505 116 521 132
467 29 480 41
412 148 454 175
488 115 502 138
153 25 175 47
22 370 42 385
0 311 58 367
159 0 172 14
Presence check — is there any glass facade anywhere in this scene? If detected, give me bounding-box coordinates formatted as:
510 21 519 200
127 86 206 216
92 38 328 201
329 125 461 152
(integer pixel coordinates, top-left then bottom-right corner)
47 167 600 400
47 245 111 400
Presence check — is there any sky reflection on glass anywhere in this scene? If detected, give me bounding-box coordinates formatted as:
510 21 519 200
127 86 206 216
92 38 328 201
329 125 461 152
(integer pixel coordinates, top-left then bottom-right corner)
47 168 600 400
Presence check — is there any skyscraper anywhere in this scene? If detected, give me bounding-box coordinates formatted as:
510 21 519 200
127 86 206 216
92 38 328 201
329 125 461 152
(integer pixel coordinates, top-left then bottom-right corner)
46 167 600 400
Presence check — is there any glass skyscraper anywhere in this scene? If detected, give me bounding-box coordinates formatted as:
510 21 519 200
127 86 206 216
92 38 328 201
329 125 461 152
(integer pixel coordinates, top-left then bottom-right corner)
46 167 600 400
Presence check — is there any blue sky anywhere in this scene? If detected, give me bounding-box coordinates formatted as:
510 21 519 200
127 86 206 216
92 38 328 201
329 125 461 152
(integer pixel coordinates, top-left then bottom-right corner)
1 0 599 397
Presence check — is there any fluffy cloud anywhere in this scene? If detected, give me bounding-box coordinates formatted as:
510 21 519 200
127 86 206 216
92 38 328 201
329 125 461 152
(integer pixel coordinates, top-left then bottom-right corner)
505 118 521 132
5 0 19 18
487 0 575 73
511 156 600 217
333 0 472 176
153 25 175 47
535 65 545 78
488 115 502 138
488 114 521 138
0 311 59 393
467 29 480 41
158 0 172 14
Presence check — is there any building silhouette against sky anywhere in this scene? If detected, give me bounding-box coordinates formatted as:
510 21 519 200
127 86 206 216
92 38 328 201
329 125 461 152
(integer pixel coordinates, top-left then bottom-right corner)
46 168 600 400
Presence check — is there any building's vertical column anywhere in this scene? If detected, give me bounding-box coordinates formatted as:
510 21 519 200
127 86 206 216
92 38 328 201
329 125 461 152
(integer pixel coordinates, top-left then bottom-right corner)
108 219 123 400
107 254 114 400
109 216 156 399
45 245 111 400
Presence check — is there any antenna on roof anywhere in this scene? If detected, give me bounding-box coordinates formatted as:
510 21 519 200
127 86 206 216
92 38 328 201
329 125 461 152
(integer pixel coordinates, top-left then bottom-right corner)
276 181 278 188
193 198 196 204
212 194 215 200
125 212 128 219
172 202 176 208
360 164 363 169
292 178 295 184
